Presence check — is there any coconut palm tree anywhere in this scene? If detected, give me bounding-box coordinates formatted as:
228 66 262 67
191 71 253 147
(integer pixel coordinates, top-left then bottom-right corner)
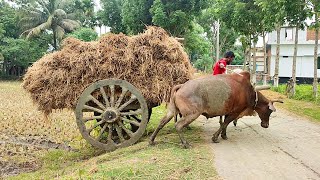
20 0 80 50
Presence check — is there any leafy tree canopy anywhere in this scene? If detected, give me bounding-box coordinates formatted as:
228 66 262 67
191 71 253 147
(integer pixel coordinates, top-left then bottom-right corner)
98 0 125 33
68 27 98 41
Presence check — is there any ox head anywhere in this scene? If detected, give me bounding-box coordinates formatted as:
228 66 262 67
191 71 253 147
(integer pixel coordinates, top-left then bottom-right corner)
254 86 283 128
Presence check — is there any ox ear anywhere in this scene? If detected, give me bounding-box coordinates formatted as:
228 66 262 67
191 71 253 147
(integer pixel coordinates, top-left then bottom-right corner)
268 102 276 112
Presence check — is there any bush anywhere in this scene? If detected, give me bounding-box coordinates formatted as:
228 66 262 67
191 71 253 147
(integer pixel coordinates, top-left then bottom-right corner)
68 28 98 42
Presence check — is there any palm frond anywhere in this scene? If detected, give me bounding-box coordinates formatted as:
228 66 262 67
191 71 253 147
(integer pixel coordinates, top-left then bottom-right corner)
53 9 67 19
20 29 32 38
55 25 65 40
59 19 80 32
37 0 50 14
24 16 53 39
66 12 77 20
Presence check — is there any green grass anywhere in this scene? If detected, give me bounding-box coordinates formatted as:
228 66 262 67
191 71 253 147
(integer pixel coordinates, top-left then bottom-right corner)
271 84 320 104
8 105 217 180
271 84 320 122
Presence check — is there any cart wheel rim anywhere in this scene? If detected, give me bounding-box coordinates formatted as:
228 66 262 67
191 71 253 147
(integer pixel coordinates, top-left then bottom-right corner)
75 79 148 151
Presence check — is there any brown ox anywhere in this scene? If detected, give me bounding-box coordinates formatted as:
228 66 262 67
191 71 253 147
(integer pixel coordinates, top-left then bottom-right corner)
149 71 283 148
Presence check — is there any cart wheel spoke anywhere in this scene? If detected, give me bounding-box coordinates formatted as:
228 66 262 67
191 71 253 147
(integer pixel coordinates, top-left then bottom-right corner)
100 87 110 107
120 109 142 116
82 115 101 122
83 105 104 114
115 87 128 108
114 124 125 142
121 117 140 127
88 95 106 110
107 124 115 144
96 123 108 141
110 85 115 107
118 121 133 138
88 120 106 133
118 95 137 111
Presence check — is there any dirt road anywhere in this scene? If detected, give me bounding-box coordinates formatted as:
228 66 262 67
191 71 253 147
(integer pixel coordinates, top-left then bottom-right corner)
199 108 320 180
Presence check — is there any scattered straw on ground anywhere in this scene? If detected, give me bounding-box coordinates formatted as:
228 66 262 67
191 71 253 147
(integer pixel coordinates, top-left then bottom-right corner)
23 26 194 115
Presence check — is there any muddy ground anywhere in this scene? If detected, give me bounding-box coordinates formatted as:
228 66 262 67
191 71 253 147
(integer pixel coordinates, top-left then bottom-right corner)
200 108 320 180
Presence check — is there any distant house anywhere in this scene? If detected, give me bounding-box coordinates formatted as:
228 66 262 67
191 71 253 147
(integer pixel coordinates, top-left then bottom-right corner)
267 27 320 83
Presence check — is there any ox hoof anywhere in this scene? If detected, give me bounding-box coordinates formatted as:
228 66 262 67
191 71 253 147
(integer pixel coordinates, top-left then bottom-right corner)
149 140 156 146
182 143 191 149
212 137 220 143
221 134 228 140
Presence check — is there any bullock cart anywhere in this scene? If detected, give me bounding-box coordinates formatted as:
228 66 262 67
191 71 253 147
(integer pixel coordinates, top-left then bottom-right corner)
22 27 192 151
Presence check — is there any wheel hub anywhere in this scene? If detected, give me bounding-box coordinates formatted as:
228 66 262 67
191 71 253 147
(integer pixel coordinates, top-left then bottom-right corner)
102 108 120 123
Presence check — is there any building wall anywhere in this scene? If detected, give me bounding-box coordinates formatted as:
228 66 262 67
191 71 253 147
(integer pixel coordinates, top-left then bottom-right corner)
269 44 320 78
268 26 320 79
268 27 316 45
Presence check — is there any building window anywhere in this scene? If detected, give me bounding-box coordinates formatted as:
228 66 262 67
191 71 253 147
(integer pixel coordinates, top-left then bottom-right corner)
318 57 320 69
283 56 289 58
285 28 293 41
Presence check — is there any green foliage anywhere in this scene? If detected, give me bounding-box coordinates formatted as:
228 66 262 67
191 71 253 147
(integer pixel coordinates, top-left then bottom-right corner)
285 0 309 29
0 1 20 38
194 54 213 72
184 23 211 63
272 84 320 104
255 0 286 29
232 46 245 65
68 27 98 41
73 0 96 28
98 0 125 33
150 0 209 37
0 35 50 68
150 0 167 27
121 0 153 34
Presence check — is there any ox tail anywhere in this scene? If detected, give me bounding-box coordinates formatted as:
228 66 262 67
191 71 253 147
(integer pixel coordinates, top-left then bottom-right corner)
168 84 183 123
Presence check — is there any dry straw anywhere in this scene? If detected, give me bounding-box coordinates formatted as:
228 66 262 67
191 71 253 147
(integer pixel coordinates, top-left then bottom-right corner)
23 26 194 115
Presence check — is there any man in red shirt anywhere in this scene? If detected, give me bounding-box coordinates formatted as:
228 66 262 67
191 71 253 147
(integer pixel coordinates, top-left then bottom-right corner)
213 51 235 75
212 51 235 130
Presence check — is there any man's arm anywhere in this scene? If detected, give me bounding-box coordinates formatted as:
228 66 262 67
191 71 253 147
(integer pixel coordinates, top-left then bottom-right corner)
219 62 225 69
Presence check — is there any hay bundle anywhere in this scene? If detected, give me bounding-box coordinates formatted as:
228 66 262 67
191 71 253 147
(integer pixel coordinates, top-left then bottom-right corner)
23 26 193 115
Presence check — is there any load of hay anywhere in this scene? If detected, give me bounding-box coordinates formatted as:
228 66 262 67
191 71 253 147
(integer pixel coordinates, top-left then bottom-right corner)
23 26 194 115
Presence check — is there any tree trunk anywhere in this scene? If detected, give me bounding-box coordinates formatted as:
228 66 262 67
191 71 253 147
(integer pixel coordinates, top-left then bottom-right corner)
274 25 281 87
252 38 257 84
263 33 268 85
216 19 220 61
243 48 248 70
248 37 252 74
290 25 299 98
313 12 319 99
53 30 57 50
212 22 216 62
2 60 5 75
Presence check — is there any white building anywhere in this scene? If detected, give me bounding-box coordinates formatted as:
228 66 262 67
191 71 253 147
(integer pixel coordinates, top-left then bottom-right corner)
267 27 320 83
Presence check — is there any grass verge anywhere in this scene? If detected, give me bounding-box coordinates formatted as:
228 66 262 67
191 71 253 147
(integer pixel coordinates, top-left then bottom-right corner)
1 81 217 179
264 86 320 123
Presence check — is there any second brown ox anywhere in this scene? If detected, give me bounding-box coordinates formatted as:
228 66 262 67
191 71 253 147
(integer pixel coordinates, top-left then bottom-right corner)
149 71 283 148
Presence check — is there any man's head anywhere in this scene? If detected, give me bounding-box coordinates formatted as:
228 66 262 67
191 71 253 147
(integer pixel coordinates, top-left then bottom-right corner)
224 51 235 65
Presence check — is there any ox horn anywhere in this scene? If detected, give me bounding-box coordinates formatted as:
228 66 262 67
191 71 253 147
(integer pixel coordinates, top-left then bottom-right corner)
255 85 271 91
271 99 284 103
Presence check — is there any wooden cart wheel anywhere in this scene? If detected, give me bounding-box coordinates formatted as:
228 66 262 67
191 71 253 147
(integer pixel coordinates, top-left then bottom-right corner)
75 79 149 151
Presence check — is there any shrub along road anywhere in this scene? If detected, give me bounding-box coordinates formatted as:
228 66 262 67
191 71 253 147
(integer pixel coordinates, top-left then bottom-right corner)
200 107 320 179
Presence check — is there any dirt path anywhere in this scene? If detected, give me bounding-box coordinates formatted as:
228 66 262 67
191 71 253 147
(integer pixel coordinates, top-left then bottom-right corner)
199 108 320 180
